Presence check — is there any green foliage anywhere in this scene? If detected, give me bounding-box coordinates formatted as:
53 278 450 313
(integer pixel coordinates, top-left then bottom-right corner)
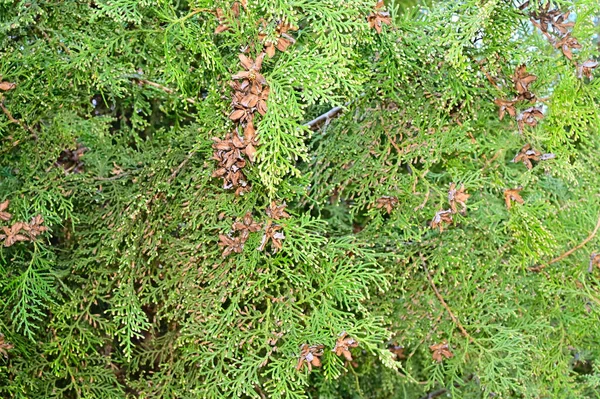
1 0 600 398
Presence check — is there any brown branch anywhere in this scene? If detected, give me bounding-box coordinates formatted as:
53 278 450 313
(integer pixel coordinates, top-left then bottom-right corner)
420 254 474 343
413 187 430 211
167 151 196 183
0 102 38 139
253 384 267 399
128 75 197 104
418 388 448 399
93 172 133 181
304 105 345 130
37 27 72 55
417 374 474 399
530 212 600 272
384 129 403 154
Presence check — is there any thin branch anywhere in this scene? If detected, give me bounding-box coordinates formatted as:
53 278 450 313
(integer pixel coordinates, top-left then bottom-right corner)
167 151 196 183
418 388 447 399
384 129 403 154
253 384 267 399
304 105 345 130
0 102 38 139
93 172 133 181
420 254 474 343
413 187 430 211
37 27 72 55
127 74 197 104
417 374 474 399
530 212 600 272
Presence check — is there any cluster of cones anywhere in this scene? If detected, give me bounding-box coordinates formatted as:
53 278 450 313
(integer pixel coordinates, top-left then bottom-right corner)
212 14 297 195
493 64 545 133
0 200 48 247
218 201 290 258
212 52 267 195
430 183 470 232
529 2 598 77
296 332 359 372
493 4 597 133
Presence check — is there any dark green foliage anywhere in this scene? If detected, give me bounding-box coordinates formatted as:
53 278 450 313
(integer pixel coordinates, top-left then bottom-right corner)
1 0 600 398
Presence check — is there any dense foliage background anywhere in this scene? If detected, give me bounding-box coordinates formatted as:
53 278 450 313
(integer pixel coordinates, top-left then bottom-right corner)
1 0 600 397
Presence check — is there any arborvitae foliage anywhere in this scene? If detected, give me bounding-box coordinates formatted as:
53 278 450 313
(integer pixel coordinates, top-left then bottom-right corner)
1 0 600 397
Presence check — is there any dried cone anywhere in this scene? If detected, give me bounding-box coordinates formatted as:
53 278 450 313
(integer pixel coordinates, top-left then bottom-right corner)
0 222 29 247
218 234 244 257
517 107 544 132
493 98 517 120
375 196 398 214
577 60 598 80
232 53 267 89
258 221 285 253
296 344 324 372
0 200 11 222
0 80 15 92
260 19 297 58
24 215 48 238
530 4 574 35
448 183 470 214
504 187 524 209
214 3 241 34
513 65 537 101
232 212 262 241
333 332 359 361
555 33 581 60
0 334 13 358
266 201 290 220
429 341 453 362
431 209 453 232
367 0 392 34
512 144 540 170
388 343 406 360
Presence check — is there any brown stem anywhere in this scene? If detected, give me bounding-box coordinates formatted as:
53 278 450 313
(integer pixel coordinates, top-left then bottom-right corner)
129 76 197 104
420 254 474 343
530 212 600 272
417 374 474 399
0 102 38 139
253 384 267 399
37 27 72 55
384 129 403 154
304 105 345 130
167 151 196 183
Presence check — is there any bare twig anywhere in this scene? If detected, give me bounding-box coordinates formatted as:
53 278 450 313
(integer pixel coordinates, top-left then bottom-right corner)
253 384 267 399
0 102 38 139
384 129 403 154
94 172 133 181
418 388 448 399
127 74 197 104
530 212 600 272
420 254 474 343
414 187 430 211
304 105 345 130
417 374 474 399
37 27 72 55
167 151 196 183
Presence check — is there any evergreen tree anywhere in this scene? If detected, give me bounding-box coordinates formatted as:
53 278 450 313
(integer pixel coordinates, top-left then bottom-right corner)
1 0 600 397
